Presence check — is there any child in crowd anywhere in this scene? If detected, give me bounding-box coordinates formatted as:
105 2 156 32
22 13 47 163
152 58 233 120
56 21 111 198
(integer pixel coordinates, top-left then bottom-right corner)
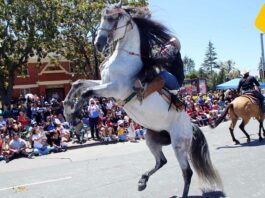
127 118 136 142
51 129 67 152
117 120 127 142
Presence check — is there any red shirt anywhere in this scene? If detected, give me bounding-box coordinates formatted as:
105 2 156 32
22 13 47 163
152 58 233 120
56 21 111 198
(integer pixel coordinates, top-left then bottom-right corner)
18 115 29 128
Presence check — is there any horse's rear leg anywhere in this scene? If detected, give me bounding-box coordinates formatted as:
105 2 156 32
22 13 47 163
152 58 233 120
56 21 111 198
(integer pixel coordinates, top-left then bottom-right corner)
138 129 170 191
229 114 240 144
171 135 193 198
239 118 251 143
258 121 263 141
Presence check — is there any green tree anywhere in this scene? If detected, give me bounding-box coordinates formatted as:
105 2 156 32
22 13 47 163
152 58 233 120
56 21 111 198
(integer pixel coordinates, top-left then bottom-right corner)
0 0 62 104
219 60 235 74
201 41 218 76
183 56 195 75
0 0 148 104
59 0 148 79
217 67 226 84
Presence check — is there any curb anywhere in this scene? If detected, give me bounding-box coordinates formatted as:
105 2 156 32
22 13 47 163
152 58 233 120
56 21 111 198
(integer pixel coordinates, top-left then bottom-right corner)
67 140 118 150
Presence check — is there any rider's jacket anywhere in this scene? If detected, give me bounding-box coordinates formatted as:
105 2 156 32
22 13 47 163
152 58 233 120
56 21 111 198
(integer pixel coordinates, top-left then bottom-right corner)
237 75 260 92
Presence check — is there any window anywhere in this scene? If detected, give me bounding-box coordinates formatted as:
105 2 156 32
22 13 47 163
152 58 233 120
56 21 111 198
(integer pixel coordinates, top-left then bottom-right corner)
17 67 29 77
20 88 31 96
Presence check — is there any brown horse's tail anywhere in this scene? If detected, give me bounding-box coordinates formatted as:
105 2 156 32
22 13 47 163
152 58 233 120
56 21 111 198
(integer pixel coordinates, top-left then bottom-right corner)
210 103 232 128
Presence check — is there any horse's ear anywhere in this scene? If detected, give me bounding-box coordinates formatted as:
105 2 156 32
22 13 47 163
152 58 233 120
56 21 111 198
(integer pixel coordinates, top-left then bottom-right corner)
117 0 122 8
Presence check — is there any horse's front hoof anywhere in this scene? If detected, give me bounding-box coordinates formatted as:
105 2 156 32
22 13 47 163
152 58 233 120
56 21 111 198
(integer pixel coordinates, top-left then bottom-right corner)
247 138 251 143
259 137 263 142
138 183 147 191
138 177 148 191
235 140 240 145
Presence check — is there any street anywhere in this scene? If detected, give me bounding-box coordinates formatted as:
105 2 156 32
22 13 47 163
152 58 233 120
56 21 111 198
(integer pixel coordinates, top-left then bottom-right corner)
0 119 265 198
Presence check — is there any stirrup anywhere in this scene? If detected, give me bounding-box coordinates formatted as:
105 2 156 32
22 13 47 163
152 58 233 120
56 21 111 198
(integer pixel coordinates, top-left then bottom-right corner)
133 80 144 103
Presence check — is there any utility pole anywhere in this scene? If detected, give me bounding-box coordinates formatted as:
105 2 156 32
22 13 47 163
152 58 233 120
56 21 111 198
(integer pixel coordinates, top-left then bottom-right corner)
261 33 265 82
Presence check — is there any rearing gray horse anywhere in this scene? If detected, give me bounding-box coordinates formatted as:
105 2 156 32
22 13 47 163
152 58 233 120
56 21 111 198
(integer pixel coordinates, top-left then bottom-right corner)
63 3 223 197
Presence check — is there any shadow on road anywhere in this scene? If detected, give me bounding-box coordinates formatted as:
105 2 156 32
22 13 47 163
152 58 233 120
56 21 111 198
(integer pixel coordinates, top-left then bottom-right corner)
216 139 265 150
169 190 226 198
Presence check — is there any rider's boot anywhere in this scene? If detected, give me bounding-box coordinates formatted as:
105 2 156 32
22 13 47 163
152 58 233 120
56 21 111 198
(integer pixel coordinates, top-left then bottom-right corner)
134 76 165 102
171 94 185 110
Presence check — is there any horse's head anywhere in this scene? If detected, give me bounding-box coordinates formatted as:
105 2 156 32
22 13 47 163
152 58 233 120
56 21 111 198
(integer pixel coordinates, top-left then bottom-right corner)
63 98 83 125
95 2 132 52
63 100 76 124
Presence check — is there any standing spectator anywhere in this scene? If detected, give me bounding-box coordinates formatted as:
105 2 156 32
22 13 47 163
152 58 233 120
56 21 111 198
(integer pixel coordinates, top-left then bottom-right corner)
2 105 12 119
87 98 100 139
11 104 20 120
100 98 108 117
4 133 32 163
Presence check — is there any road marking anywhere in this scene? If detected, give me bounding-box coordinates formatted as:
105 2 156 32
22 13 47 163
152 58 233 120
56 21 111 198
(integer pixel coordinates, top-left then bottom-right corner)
0 176 72 192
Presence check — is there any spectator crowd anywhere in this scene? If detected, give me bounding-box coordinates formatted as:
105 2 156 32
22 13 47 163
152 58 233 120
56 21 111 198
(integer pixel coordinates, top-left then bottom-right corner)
0 89 237 163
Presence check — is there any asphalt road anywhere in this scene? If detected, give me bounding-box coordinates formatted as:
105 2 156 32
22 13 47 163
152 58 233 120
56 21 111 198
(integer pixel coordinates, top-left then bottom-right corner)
0 119 265 198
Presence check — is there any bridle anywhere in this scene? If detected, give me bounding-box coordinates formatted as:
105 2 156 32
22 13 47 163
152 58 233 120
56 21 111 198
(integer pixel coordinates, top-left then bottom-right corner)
99 8 133 44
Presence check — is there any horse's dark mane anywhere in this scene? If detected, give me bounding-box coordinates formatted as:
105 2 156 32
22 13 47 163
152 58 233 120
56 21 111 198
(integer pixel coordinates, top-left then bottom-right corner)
132 17 184 85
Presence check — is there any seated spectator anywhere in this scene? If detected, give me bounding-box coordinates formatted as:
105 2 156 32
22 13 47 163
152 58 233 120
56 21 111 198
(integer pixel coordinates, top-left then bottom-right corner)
32 128 53 156
54 118 70 142
0 136 4 161
5 118 19 143
135 122 145 139
117 120 127 142
99 127 112 142
17 111 30 131
127 118 136 142
43 116 56 146
0 115 7 134
197 107 209 126
4 133 32 163
51 129 67 152
196 93 205 106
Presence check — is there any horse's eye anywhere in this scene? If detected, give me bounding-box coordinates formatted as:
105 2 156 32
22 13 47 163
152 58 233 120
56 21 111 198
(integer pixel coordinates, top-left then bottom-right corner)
107 17 115 22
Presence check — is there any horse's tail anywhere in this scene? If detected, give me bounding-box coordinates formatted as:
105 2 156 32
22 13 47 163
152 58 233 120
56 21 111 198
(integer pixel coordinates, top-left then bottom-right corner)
190 124 223 191
209 103 232 128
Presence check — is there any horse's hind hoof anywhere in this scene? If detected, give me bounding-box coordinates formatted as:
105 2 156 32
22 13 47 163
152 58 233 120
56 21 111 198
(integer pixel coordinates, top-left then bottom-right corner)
259 137 263 142
138 183 147 191
247 139 251 143
235 140 240 145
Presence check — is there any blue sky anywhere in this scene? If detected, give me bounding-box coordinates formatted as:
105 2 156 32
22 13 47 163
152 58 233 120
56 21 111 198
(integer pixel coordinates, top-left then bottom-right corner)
149 0 265 76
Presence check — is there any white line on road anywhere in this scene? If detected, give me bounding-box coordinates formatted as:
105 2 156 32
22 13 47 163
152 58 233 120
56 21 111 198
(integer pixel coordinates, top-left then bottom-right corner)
0 176 72 192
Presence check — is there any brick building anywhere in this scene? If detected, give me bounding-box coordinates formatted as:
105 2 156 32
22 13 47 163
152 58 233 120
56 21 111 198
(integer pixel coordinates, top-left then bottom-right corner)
13 56 84 101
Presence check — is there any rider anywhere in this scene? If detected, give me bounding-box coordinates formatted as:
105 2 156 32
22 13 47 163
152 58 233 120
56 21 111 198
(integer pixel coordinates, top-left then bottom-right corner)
134 36 184 106
237 69 265 112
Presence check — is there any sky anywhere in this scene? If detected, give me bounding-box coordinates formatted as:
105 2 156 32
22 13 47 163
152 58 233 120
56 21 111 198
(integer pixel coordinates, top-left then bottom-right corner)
149 0 265 76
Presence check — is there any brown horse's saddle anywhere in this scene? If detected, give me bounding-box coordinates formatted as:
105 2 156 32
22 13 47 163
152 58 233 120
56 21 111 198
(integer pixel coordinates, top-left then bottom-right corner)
241 93 260 105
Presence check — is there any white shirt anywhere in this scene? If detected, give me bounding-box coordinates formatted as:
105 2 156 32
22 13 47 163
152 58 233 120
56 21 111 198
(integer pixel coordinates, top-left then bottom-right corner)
32 133 44 149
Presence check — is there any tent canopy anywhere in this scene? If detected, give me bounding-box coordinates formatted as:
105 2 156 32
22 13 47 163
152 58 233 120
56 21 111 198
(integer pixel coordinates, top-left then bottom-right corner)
216 78 265 90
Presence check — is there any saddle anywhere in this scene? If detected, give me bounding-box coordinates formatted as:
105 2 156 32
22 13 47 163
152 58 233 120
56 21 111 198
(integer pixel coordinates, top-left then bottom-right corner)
240 93 260 105
158 88 186 111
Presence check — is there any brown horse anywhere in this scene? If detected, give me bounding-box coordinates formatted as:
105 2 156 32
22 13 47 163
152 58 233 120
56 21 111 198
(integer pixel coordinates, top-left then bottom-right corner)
210 96 265 144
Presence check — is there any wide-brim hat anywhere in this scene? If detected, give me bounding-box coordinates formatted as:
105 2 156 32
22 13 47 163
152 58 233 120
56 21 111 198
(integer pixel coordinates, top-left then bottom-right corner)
242 69 249 75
